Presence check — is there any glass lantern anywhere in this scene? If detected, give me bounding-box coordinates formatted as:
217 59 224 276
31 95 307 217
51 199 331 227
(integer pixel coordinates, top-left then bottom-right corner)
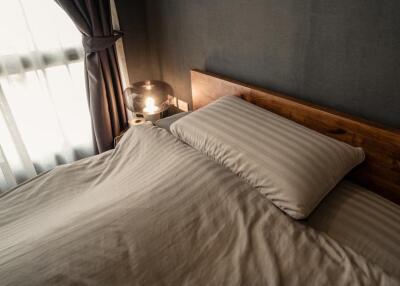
124 80 173 123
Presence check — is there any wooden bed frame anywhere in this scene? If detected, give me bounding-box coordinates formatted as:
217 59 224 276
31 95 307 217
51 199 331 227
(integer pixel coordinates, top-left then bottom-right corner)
190 69 400 204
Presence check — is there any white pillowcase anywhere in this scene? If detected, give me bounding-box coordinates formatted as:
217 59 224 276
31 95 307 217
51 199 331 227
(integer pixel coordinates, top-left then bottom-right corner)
171 96 365 219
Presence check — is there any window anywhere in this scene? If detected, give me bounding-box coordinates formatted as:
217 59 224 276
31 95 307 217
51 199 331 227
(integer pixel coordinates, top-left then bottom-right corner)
0 0 94 191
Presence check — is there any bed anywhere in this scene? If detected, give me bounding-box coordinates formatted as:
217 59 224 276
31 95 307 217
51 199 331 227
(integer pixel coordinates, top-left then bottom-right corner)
0 70 399 285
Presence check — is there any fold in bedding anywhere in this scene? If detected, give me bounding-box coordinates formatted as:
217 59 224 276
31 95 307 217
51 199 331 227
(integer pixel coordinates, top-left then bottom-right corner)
0 125 397 285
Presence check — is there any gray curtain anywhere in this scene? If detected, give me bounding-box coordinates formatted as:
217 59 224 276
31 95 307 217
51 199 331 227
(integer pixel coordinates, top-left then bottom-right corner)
55 0 127 153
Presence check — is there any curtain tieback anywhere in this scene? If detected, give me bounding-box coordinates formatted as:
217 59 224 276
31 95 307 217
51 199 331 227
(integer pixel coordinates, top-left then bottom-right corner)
82 30 123 53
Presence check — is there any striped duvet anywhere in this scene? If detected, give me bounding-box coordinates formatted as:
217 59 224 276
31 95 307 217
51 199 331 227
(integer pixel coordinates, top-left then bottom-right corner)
0 125 397 285
308 180 400 278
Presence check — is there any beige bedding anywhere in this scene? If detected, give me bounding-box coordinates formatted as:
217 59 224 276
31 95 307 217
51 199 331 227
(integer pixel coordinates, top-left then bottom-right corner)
0 125 397 285
170 95 364 219
308 180 400 278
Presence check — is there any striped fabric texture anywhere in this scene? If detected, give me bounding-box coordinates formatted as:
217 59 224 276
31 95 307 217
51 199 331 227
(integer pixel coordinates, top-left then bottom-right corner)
171 95 365 219
308 180 400 278
0 125 396 285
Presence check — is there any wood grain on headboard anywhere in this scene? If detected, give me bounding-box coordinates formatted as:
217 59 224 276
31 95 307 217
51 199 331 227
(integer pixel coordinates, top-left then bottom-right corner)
191 69 400 204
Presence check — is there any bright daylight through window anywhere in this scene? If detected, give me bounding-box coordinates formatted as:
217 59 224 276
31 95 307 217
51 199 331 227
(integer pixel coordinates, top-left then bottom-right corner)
0 0 94 191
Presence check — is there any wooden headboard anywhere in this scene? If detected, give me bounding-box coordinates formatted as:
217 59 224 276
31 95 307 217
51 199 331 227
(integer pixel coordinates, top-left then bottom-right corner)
191 69 400 204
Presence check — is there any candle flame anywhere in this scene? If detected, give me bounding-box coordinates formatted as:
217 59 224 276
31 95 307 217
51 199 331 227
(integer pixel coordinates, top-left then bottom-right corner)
143 96 159 113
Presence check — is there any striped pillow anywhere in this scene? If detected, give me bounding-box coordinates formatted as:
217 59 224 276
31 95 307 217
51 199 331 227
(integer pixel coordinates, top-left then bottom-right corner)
170 96 365 219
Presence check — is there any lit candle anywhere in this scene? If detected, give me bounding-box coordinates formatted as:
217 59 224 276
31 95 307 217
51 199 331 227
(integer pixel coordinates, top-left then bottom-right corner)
143 96 159 113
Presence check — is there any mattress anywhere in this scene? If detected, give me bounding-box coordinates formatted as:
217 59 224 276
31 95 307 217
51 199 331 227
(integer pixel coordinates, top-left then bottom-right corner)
307 181 400 278
0 125 398 285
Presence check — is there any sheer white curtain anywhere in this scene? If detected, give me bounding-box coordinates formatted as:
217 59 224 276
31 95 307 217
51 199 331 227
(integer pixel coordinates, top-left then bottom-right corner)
0 0 94 191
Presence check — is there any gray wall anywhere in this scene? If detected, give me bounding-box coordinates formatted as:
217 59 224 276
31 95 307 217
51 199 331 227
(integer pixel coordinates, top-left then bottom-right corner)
115 0 159 83
120 0 400 128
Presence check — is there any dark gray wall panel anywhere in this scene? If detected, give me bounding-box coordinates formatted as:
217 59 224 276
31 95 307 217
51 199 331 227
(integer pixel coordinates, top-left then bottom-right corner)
115 0 158 83
123 0 400 128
